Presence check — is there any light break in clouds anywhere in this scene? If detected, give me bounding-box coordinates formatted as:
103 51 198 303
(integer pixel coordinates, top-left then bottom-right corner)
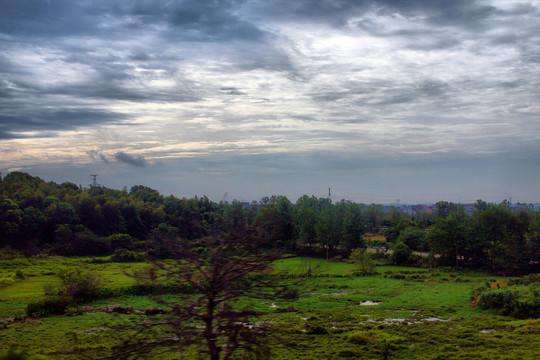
1 0 539 204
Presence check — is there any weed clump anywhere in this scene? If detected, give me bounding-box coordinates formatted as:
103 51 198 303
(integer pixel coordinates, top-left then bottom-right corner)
347 330 381 345
306 324 329 335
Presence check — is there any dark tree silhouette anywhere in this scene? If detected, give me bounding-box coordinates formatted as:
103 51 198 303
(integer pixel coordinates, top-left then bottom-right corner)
111 229 287 360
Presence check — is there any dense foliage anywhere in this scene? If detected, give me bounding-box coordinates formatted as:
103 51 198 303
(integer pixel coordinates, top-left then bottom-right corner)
0 173 366 258
0 172 539 274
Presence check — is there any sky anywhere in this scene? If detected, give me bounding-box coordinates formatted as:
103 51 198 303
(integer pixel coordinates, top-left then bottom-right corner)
1 0 539 204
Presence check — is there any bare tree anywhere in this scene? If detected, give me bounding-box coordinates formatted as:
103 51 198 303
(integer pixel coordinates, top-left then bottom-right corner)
111 228 287 360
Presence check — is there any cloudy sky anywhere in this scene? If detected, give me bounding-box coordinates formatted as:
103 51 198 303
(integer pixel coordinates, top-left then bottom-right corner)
1 0 539 204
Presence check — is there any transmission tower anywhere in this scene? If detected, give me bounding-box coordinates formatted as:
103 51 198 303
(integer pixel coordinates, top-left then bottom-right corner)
90 174 99 187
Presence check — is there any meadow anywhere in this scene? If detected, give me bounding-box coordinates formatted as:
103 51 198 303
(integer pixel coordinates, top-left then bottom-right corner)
1 256 539 359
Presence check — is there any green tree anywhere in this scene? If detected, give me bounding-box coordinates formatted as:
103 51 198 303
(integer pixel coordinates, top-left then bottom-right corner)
102 200 127 235
255 196 294 249
525 213 540 273
428 212 469 267
396 227 427 252
0 197 23 245
435 201 463 218
339 200 366 254
391 241 411 265
294 196 319 248
470 205 530 274
364 204 385 233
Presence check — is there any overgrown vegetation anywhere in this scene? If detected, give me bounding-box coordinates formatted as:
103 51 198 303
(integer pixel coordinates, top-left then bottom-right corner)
0 172 539 358
471 277 540 318
1 257 539 359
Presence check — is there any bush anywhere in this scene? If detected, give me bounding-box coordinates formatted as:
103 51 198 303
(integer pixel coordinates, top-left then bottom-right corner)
26 297 69 317
508 273 540 286
349 248 376 275
14 269 25 279
56 268 103 301
473 282 540 318
111 248 140 262
390 242 411 265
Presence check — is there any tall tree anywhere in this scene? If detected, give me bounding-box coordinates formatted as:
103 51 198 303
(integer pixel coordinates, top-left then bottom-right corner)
0 197 23 246
428 212 469 267
113 230 287 360
470 205 530 274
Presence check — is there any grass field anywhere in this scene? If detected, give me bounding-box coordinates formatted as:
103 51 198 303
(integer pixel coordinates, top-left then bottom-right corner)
0 256 538 359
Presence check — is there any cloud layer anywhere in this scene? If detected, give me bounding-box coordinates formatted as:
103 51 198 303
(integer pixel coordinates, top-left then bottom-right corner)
1 0 539 202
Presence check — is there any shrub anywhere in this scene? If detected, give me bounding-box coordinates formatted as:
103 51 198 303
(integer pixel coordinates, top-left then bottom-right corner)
57 268 103 301
508 273 540 286
14 269 25 279
349 248 376 275
26 297 69 318
474 283 540 318
111 248 140 262
390 242 411 265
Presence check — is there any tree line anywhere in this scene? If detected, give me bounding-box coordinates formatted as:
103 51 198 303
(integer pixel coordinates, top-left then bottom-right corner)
0 172 538 274
385 200 539 275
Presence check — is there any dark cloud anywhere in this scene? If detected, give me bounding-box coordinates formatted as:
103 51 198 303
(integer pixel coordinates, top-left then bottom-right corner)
0 109 127 139
115 151 147 167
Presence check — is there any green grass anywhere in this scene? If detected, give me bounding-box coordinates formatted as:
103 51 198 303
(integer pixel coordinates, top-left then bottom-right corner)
0 256 538 359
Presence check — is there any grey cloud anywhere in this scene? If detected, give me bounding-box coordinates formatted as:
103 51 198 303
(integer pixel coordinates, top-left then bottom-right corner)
0 109 127 139
107 0 265 42
0 0 266 44
88 150 111 164
115 151 147 167
220 87 246 96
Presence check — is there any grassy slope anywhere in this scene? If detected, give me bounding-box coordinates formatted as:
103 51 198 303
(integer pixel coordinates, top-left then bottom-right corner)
0 256 538 359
